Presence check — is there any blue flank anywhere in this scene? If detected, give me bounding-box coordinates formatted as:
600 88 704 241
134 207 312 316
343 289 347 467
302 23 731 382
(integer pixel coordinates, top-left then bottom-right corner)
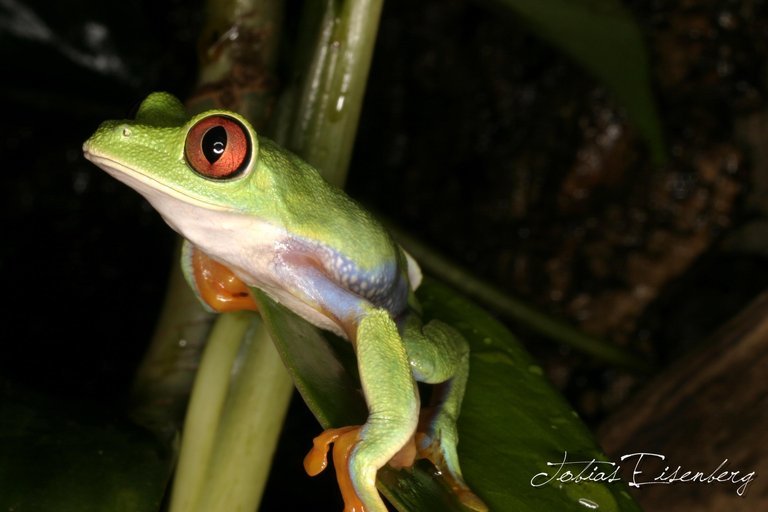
316 244 410 318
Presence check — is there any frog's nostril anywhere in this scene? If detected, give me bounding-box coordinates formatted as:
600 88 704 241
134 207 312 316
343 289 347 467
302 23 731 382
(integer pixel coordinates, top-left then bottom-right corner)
120 125 132 138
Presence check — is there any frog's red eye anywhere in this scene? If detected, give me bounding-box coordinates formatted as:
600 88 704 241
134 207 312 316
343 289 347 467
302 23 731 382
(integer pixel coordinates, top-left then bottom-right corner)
185 115 251 179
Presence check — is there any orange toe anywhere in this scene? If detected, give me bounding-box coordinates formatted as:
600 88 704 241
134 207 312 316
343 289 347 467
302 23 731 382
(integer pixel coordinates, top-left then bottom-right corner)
304 426 366 512
304 425 358 476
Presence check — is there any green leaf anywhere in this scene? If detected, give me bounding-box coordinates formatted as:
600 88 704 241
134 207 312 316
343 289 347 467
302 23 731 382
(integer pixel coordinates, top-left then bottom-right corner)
255 279 641 511
0 388 171 512
491 0 664 162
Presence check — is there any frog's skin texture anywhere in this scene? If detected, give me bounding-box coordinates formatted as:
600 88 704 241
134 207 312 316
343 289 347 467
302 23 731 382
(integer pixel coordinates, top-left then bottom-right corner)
83 92 486 512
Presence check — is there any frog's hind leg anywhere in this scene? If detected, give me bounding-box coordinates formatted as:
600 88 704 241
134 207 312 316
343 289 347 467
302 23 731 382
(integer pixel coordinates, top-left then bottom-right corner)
401 314 487 512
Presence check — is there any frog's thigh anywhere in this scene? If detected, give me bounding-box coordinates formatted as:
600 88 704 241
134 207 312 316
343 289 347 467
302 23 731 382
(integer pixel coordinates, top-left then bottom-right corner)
402 314 469 389
350 307 420 512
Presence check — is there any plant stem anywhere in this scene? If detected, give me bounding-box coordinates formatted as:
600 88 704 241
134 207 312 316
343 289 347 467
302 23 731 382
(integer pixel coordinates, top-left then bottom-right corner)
192 320 293 512
169 312 252 512
277 0 384 186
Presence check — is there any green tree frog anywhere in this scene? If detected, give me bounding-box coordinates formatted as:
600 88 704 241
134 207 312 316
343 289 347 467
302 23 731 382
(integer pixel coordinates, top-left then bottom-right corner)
83 92 486 512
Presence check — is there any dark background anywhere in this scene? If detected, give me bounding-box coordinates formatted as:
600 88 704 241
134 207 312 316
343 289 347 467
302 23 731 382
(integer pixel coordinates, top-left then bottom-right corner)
2 0 767 510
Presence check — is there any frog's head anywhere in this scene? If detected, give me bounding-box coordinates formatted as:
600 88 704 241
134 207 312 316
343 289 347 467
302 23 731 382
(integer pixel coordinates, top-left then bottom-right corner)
83 92 261 215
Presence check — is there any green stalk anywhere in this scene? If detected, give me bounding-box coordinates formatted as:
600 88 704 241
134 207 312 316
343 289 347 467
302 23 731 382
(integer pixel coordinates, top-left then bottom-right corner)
278 0 384 185
192 320 292 512
169 312 252 512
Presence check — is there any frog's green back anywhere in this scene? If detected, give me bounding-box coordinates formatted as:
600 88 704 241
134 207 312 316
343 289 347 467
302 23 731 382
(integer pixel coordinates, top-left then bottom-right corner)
252 137 397 272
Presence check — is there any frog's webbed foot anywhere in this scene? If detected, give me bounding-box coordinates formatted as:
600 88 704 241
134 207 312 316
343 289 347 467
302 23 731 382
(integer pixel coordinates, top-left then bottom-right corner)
181 240 258 312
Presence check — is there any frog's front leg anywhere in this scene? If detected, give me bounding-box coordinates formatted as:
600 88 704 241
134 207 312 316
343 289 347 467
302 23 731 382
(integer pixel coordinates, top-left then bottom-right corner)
401 313 487 512
306 305 420 512
350 307 421 511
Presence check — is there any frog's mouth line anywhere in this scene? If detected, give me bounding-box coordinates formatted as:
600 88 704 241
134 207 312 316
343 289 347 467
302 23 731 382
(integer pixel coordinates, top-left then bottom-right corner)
83 149 229 213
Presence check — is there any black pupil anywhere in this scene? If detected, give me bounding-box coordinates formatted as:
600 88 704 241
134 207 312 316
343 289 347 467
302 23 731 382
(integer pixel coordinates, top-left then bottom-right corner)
202 125 227 163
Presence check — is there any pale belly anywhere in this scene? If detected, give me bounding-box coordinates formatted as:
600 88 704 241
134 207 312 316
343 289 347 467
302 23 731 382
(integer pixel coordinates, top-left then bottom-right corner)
154 196 408 339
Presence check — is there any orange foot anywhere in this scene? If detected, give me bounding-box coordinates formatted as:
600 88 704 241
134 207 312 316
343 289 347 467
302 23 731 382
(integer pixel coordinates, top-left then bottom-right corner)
304 426 365 512
304 424 488 512
191 247 259 312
